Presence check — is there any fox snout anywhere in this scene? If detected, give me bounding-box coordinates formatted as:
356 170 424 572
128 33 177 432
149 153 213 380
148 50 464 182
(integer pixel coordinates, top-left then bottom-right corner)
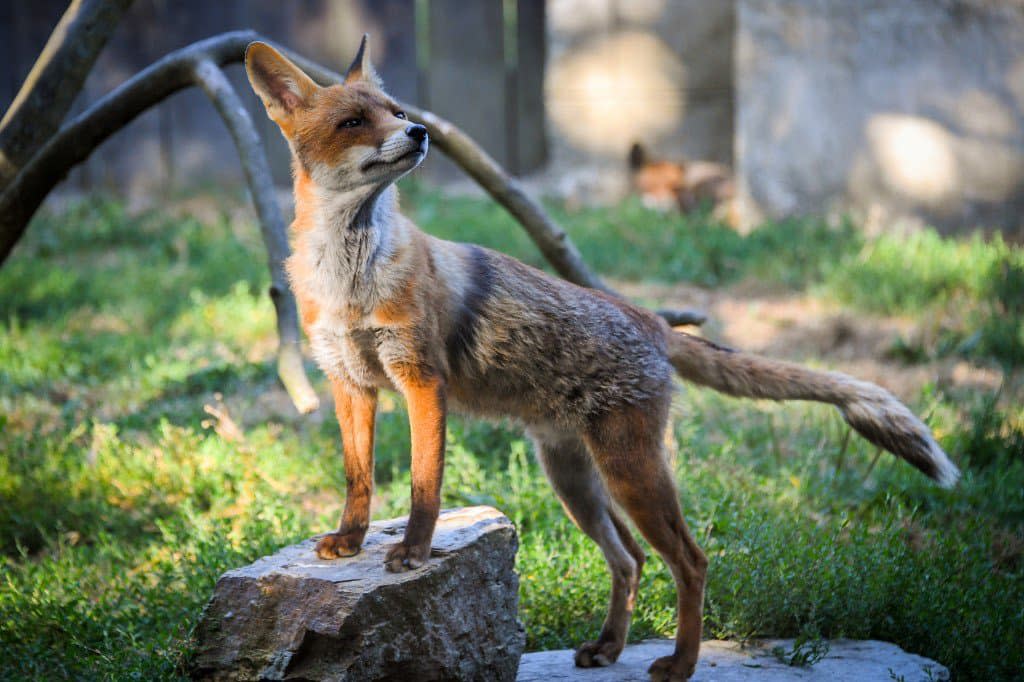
361 124 428 173
406 124 427 143
403 124 429 161
399 123 429 160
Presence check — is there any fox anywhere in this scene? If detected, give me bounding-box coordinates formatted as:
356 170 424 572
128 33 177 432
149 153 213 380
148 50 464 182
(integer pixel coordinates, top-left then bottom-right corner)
245 37 959 681
628 142 737 226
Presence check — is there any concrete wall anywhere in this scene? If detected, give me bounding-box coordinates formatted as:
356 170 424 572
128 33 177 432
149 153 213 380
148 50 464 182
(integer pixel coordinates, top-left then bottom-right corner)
539 0 735 201
736 0 1024 236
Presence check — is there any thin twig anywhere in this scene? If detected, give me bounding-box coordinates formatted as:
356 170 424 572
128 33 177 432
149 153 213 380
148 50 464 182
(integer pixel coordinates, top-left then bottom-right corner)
862 447 884 485
834 426 852 475
768 413 782 466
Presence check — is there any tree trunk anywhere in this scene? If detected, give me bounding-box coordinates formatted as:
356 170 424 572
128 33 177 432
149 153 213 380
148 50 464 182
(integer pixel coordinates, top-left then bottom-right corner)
0 0 134 190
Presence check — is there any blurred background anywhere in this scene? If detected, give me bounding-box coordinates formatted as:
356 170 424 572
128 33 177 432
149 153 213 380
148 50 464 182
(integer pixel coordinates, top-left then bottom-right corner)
5 0 1022 236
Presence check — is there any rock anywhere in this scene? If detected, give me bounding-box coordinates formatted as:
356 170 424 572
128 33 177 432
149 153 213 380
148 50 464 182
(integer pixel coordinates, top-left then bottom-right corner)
517 639 949 681
190 506 524 681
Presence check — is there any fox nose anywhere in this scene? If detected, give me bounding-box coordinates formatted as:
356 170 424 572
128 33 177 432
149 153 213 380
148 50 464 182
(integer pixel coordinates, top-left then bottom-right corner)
406 124 427 143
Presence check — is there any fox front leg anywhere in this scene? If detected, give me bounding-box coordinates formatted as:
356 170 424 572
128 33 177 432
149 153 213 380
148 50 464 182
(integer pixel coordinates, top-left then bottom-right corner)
386 375 446 572
316 381 378 559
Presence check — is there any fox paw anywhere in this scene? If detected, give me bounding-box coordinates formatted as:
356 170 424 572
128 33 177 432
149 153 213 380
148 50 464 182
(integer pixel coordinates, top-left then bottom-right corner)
315 531 364 559
648 654 696 682
574 638 624 667
384 541 430 572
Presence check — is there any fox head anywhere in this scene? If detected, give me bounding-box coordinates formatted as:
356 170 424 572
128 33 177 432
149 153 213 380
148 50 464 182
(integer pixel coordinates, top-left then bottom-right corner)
628 143 687 212
245 36 428 192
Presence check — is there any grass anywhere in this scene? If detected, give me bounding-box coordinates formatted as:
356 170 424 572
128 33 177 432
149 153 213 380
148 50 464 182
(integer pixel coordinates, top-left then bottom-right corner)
1 192 1022 680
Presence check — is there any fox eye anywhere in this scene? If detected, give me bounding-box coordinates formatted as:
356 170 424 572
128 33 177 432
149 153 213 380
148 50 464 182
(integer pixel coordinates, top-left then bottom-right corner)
338 117 363 129
394 111 407 120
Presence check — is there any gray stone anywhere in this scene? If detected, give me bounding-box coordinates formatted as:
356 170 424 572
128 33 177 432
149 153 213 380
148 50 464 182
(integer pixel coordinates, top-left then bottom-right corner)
191 506 525 681
517 639 949 681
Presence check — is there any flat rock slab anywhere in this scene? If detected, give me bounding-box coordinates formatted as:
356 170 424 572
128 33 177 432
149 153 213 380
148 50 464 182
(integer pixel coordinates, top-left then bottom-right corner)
191 506 524 681
517 639 949 681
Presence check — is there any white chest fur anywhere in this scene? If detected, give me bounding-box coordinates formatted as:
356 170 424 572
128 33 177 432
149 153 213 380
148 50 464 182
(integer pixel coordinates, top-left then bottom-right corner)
308 317 394 388
303 187 397 308
292 185 407 388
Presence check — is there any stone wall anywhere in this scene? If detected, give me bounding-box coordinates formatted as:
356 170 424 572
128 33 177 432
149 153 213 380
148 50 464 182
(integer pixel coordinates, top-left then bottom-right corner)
736 0 1024 236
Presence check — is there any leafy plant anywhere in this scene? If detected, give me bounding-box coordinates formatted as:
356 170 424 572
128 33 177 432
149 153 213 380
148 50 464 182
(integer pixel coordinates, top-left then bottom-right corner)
771 626 830 667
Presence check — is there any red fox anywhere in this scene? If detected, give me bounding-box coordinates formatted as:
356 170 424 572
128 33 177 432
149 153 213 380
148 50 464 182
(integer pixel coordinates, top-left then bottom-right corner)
245 37 959 681
629 142 737 226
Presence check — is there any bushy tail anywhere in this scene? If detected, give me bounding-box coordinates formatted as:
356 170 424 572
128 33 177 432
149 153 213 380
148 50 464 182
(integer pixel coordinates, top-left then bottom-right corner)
667 331 960 487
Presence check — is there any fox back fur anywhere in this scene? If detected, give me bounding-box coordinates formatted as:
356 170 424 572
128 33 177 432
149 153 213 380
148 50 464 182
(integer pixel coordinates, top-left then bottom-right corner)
246 37 958 682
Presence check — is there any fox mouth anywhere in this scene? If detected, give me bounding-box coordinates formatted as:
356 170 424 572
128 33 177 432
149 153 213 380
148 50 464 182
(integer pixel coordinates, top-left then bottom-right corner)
362 145 426 171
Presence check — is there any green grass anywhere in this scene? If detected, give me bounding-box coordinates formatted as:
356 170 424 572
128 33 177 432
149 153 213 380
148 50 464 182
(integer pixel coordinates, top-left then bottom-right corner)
1 194 1022 680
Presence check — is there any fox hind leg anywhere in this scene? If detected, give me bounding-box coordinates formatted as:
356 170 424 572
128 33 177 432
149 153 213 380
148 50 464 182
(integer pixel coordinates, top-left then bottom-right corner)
584 402 707 682
531 428 646 667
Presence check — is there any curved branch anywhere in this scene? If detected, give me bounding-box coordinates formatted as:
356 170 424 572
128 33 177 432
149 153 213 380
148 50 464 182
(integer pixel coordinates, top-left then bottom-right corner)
192 59 319 414
0 30 261 265
0 30 320 413
0 0 135 189
407 105 615 292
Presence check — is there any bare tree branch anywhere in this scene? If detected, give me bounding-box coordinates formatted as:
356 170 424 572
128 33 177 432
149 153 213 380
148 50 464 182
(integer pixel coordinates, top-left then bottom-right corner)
0 31 260 264
192 58 319 414
0 30 321 413
0 0 135 190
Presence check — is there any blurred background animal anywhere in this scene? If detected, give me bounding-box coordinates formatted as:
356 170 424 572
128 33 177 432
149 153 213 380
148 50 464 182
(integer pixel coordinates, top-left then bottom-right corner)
628 142 737 226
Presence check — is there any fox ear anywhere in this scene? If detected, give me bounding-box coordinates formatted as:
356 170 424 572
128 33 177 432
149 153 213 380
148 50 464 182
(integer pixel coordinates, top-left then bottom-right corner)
628 142 647 170
344 34 382 87
245 42 318 124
